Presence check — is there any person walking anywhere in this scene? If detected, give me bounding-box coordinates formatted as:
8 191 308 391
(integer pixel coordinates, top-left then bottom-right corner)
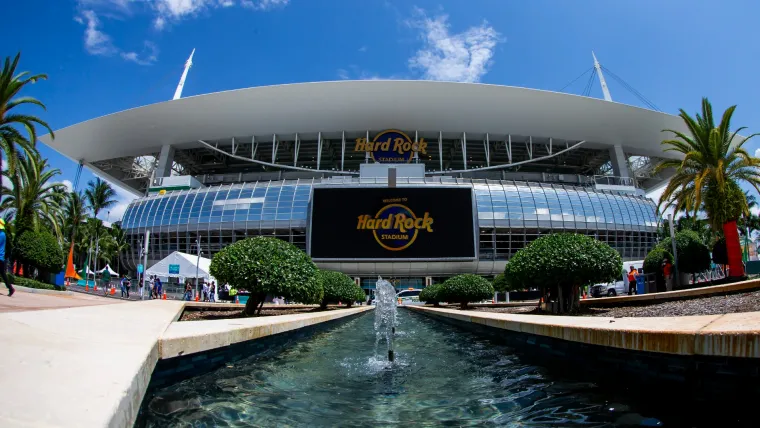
154 276 163 299
209 281 216 303
627 266 639 295
663 258 673 291
202 281 209 302
183 281 193 301
0 220 14 297
120 275 130 298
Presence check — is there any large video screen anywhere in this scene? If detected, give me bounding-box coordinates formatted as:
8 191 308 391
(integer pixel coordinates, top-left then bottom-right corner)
310 187 476 260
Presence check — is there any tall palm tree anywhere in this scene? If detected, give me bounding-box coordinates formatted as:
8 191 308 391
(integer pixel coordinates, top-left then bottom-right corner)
63 191 86 244
110 224 130 275
84 177 117 275
0 53 54 173
0 151 66 238
84 177 117 220
656 97 760 278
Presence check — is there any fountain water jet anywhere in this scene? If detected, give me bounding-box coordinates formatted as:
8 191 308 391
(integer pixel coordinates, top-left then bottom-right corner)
374 276 398 361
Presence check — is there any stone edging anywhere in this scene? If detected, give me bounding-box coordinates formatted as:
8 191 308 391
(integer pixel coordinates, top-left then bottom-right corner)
160 306 374 359
407 305 760 358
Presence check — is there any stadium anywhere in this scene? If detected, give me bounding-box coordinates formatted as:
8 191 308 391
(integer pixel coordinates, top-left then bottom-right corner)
42 74 687 291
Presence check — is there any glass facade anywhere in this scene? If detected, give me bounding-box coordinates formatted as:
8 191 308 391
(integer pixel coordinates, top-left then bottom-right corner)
121 179 658 273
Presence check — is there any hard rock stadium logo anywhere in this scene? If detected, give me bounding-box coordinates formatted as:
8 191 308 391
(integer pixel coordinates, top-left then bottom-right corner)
354 129 427 163
356 200 434 251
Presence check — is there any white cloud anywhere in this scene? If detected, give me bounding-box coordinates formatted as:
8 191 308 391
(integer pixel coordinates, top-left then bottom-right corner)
78 10 117 56
120 41 159 65
358 45 367 53
336 68 350 80
60 180 74 193
755 148 760 158
407 9 500 83
1 158 9 189
76 1 288 61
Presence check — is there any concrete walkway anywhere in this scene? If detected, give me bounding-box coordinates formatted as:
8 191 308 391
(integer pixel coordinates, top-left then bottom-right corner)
0 287 118 313
0 299 184 428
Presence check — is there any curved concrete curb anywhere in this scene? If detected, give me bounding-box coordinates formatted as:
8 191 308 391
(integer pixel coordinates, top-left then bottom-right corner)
160 306 374 358
407 305 760 358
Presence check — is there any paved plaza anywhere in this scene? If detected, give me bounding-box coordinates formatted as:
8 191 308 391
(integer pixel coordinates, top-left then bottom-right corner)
0 287 118 313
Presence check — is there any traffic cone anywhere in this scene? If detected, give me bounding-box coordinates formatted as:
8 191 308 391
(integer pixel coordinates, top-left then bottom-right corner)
235 296 239 304
162 291 167 300
85 284 89 292
94 284 98 291
195 293 199 302
110 287 115 295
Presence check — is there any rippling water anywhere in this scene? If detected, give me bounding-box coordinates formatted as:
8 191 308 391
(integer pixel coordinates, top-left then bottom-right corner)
142 310 667 427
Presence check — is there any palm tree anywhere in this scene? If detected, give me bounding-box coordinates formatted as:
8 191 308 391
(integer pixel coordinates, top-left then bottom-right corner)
0 53 54 173
63 191 87 244
110 224 130 275
0 151 66 238
656 97 760 278
84 177 117 275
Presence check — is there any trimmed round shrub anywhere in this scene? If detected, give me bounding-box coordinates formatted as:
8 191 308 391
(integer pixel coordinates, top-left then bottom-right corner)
656 230 711 274
210 237 322 315
419 283 443 306
505 233 622 313
492 273 509 293
318 270 364 308
644 247 673 275
439 274 494 309
15 229 64 274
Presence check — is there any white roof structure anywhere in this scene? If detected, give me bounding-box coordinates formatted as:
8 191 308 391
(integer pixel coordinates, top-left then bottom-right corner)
98 264 118 276
145 251 215 282
39 80 689 196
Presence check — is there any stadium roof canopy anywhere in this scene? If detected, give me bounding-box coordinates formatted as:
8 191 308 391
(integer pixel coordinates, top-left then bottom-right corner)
40 80 687 194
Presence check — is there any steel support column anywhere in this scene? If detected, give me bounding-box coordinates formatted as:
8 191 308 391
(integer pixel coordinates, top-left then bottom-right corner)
507 135 512 163
438 131 443 171
341 131 346 171
251 136 258 160
293 133 300 167
316 132 322 170
271 134 279 164
462 132 467 170
484 133 490 167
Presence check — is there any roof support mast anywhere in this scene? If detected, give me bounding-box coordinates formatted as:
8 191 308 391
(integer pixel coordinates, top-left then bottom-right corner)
592 51 613 102
173 49 195 100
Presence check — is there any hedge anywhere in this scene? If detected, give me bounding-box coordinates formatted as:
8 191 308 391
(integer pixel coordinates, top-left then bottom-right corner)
438 274 494 309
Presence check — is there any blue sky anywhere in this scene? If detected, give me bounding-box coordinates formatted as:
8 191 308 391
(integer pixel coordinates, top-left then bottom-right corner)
6 0 760 220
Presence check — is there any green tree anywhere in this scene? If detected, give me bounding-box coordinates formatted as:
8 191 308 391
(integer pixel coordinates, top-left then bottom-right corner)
110 224 129 275
438 274 494 310
210 237 322 315
505 233 622 314
418 283 443 306
656 98 760 277
63 191 86 244
318 270 363 308
0 151 65 239
657 230 711 275
492 273 509 293
0 53 54 174
84 177 117 274
15 228 64 278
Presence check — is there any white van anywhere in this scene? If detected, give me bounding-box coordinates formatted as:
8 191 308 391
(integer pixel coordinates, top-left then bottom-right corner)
590 260 644 297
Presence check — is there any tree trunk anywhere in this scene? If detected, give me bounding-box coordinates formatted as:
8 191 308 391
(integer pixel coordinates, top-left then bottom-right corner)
558 285 564 314
460 301 468 310
724 220 745 278
244 293 262 316
320 300 328 310
256 296 266 315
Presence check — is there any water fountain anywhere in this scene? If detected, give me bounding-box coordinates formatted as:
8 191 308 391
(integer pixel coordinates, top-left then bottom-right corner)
374 276 398 361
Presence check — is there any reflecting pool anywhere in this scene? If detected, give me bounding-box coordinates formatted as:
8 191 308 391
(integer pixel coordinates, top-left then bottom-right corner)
142 310 666 427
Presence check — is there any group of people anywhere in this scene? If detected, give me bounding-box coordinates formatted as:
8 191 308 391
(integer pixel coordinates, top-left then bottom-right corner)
183 279 219 302
626 257 674 295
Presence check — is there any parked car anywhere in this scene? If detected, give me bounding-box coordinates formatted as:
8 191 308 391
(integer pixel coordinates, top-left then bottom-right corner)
590 260 644 297
396 289 423 305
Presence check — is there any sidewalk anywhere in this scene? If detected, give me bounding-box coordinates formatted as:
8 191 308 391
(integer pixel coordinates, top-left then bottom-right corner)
0 287 118 313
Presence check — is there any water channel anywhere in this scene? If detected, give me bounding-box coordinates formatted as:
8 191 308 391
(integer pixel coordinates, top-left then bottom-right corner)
140 310 678 427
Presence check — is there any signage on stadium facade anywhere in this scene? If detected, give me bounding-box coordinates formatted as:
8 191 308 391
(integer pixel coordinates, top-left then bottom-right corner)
354 129 427 163
310 187 475 259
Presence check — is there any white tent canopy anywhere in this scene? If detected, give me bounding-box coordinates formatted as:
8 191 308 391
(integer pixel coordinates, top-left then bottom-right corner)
98 264 118 276
145 251 215 283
